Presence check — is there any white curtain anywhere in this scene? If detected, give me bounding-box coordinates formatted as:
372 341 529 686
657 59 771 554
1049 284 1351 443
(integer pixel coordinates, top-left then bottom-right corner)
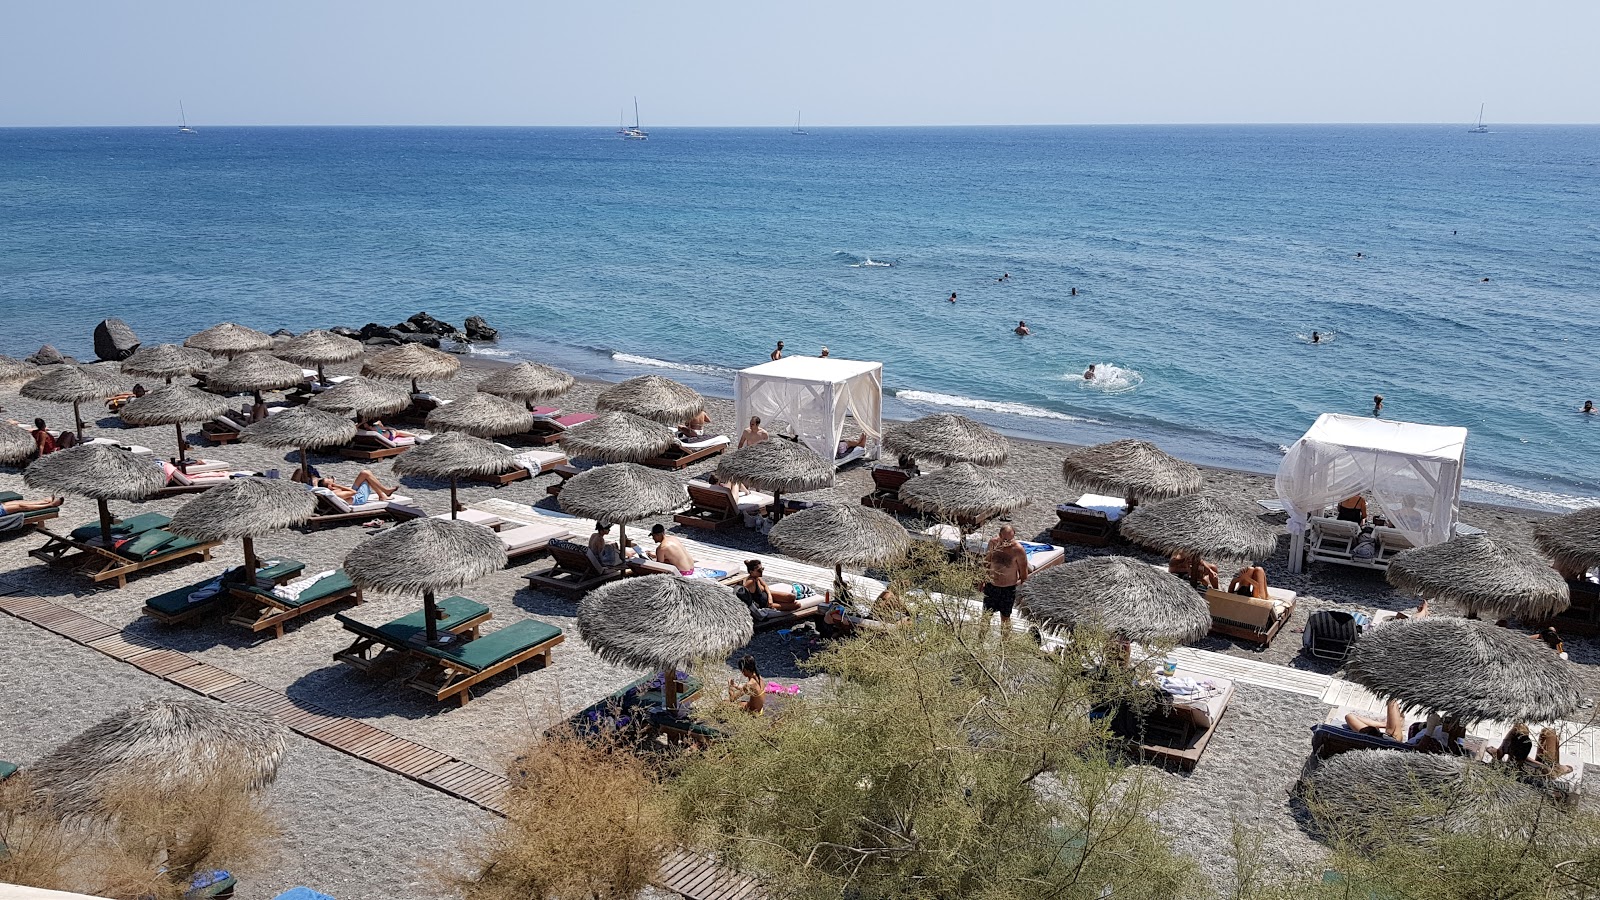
1276 438 1455 547
735 364 882 463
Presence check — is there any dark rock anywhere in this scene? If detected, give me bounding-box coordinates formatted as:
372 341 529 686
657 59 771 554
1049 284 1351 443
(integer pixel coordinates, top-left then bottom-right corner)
463 315 498 342
28 345 65 366
270 328 295 338
395 332 442 348
92 319 140 362
393 319 422 334
359 322 408 342
405 311 457 336
363 336 400 347
329 326 362 339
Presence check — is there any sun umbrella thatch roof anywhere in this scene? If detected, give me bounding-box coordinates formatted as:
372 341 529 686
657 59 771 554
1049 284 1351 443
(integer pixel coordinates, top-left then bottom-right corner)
899 462 1026 520
559 463 686 525
167 477 316 540
20 365 118 404
0 423 37 466
425 391 537 437
120 343 213 381
307 376 412 418
360 343 461 383
1303 749 1539 846
1344 616 1580 722
1119 493 1280 561
206 352 304 394
1060 439 1202 503
594 375 704 425
715 437 835 495
768 503 911 568
1535 507 1600 580
477 360 576 402
344 517 506 596
184 322 274 357
119 384 229 426
559 411 677 463
275 329 363 366
240 406 358 450
1387 534 1568 621
26 697 288 820
24 443 165 501
0 354 39 385
392 431 519 479
882 413 1009 466
578 574 753 671
1017 556 1211 644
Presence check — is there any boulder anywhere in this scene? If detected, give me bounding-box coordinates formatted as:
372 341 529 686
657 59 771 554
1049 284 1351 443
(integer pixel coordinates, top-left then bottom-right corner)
92 319 140 362
395 332 442 348
463 315 498 342
362 336 400 347
329 326 362 339
270 328 295 338
28 345 65 366
359 322 407 342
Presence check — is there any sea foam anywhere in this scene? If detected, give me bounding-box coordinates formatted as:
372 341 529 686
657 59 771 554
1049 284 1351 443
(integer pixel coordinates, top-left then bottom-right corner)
896 390 1098 423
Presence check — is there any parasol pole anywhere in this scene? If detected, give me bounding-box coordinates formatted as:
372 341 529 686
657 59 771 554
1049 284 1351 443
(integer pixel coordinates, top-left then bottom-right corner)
239 534 259 585
449 476 461 519
424 587 441 644
95 498 115 545
72 400 86 440
298 446 311 481
174 423 191 473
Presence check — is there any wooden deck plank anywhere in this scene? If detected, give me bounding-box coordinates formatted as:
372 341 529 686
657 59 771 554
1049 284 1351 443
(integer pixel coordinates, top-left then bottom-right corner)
166 663 245 695
87 633 164 660
128 648 200 677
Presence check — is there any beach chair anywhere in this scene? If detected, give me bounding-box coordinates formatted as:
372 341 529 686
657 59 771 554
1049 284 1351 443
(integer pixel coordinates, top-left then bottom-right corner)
1205 587 1297 647
226 568 362 638
545 463 581 497
1305 609 1360 661
31 516 221 588
1307 518 1359 562
304 486 422 528
1050 494 1127 547
1111 672 1235 771
1374 526 1414 564
860 466 913 515
407 618 565 706
155 459 263 497
517 412 597 446
674 482 774 530
143 559 307 626
333 596 492 672
525 539 624 598
466 447 568 485
644 434 731 470
496 520 573 562
0 493 61 534
200 410 251 445
339 427 420 460
1548 579 1600 635
287 370 353 401
391 392 444 426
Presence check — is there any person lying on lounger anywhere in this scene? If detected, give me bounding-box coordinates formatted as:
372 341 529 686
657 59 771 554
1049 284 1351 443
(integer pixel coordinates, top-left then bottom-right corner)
105 384 146 411
836 432 869 459
293 467 395 505
737 560 826 613
357 418 414 441
1228 565 1269 599
1344 700 1465 753
3 497 62 515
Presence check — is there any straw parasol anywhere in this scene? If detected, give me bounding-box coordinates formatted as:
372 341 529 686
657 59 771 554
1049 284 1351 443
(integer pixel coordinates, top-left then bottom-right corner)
899 462 1027 531
20 365 120 438
1303 748 1538 846
1119 493 1280 562
274 329 363 385
119 384 229 473
595 375 704 426
1386 534 1568 621
1017 556 1211 644
343 517 506 644
26 696 288 821
768 502 911 596
307 376 412 419
1534 507 1600 579
240 406 358 480
361 342 461 394
579 573 753 713
477 360 576 405
558 411 677 463
23 443 166 543
184 322 274 358
559 462 687 554
0 422 37 466
425 391 537 437
1060 439 1202 504
883 413 1009 466
714 437 835 520
206 352 304 404
168 477 316 582
1344 616 1579 722
121 343 212 383
0 354 39 386
392 431 519 519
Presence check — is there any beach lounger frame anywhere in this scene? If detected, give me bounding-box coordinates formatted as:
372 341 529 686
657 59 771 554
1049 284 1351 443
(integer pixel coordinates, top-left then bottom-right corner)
525 540 624 598
860 466 914 516
1117 677 1235 771
1205 588 1296 648
332 600 492 673
674 482 773 531
200 420 244 445
544 463 580 497
1049 504 1117 547
406 621 564 706
643 435 731 471
303 493 424 529
226 573 363 639
30 527 221 589
466 448 568 486
338 433 413 460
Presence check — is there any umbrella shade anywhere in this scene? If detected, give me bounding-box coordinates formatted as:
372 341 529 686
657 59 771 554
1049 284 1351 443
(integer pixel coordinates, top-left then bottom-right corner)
477 360 575 402
0 354 39 385
24 442 165 501
240 406 358 450
168 477 316 540
392 431 519 479
21 365 120 436
184 322 274 357
121 343 212 381
559 411 677 463
578 573 753 671
1386 534 1569 621
343 517 506 595
1060 439 1202 503
275 329 364 366
206 352 304 395
882 413 1009 466
360 343 461 384
1304 749 1537 845
0 423 38 465
559 463 686 525
715 438 835 494
1119 493 1280 561
1016 556 1211 644
594 375 704 425
768 503 911 568
1535 507 1600 578
899 462 1027 521
1343 616 1579 722
26 696 287 820
307 377 412 418
425 391 537 437
119 384 229 426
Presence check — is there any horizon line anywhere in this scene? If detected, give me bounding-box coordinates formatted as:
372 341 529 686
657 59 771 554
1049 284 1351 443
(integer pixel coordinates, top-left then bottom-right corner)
4 120 1598 129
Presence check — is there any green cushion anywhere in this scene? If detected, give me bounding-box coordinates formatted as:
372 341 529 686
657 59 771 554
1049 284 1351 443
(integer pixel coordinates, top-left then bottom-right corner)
157 534 209 555
338 596 488 646
145 577 227 616
421 619 562 671
244 569 351 608
0 491 21 503
115 528 177 559
22 506 59 520
70 512 171 542
0 761 17 781
253 558 305 583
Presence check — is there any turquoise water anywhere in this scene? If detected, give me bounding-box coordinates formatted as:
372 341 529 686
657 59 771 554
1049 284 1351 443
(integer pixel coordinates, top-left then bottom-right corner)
1 125 1596 509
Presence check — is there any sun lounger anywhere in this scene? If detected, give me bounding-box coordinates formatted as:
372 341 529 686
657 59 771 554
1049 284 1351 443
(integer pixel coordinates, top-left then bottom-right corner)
32 519 221 588
545 463 581 496
85 437 154 454
565 672 706 740
860 465 913 515
496 521 572 561
525 538 625 598
333 596 492 672
675 482 774 530
1310 707 1494 765
339 428 420 460
0 495 62 533
833 445 867 468
466 447 569 485
920 524 1065 573
518 412 597 446
1205 587 1296 647
304 487 423 528
143 559 307 625
1111 670 1234 771
407 618 564 706
644 434 731 470
529 405 561 418
227 568 361 638
1050 494 1127 547
200 411 251 444
156 459 262 497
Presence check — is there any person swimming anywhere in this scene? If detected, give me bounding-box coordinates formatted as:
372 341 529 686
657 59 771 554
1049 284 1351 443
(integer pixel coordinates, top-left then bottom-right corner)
948 292 957 303
1083 364 1097 381
1014 321 1030 336
1311 331 1321 343
1373 394 1384 416
1070 287 1077 296
1584 400 1595 415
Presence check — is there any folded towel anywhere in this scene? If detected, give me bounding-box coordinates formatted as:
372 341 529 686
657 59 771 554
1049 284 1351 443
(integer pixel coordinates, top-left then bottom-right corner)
274 569 337 602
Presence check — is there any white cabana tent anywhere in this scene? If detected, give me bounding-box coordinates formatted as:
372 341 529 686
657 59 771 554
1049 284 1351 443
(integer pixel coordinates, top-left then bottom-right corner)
735 356 883 465
1276 413 1468 573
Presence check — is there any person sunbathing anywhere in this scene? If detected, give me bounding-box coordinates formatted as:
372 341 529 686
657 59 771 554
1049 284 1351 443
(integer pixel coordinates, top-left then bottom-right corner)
726 655 766 715
1169 552 1219 590
1228 565 1269 599
1345 700 1463 753
836 432 869 459
293 467 395 504
681 410 712 437
3 497 63 515
358 418 413 441
643 524 695 575
105 384 147 411
737 560 825 612
1534 626 1568 660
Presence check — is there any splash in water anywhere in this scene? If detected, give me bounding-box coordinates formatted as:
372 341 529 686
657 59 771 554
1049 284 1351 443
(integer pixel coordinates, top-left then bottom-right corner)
1071 363 1144 395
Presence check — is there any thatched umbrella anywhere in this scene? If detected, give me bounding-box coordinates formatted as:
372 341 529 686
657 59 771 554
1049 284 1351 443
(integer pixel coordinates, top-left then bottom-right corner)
1120 493 1280 562
1017 556 1211 644
23 443 165 543
20 365 119 438
184 322 274 358
392 431 519 519
360 343 461 394
558 411 677 463
168 477 316 582
26 696 288 821
1535 507 1600 579
1387 534 1568 621
883 413 1009 466
1344 616 1579 722
206 352 304 405
274 329 363 385
595 375 704 426
559 462 687 555
343 517 506 645
307 376 412 420
1303 749 1538 846
714 437 834 521
121 343 212 384
0 354 39 386
240 406 358 480
0 423 37 466
119 384 229 473
900 462 1027 535
1060 439 1202 504
768 502 910 597
477 360 576 405
579 574 753 713
425 391 536 438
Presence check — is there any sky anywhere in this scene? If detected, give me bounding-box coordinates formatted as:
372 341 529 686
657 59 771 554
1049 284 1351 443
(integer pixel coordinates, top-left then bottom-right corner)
4 1 1597 127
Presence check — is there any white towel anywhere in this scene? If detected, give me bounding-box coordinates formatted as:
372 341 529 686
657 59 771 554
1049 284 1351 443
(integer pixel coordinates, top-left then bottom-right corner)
273 569 337 602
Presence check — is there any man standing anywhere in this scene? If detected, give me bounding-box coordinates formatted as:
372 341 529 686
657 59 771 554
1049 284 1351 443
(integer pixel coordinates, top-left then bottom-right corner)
982 524 1030 636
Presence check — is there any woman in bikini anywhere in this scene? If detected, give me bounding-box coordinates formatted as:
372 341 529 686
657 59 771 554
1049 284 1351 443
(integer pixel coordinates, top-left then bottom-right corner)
726 655 766 715
1336 495 1367 523
292 467 396 504
3 497 63 515
736 560 823 613
1228 565 1269 599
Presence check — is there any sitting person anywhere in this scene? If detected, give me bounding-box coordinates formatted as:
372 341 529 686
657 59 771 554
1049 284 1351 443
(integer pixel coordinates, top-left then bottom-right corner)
294 467 395 505
2 496 63 515
836 432 869 459
737 416 769 449
825 586 912 634
1536 727 1574 777
31 418 58 456
249 399 270 424
1228 565 1269 599
640 524 695 575
105 383 147 411
55 429 77 449
681 410 712 438
736 560 826 613
726 655 766 715
1389 494 1426 532
587 521 622 570
1169 552 1220 590
1336 494 1368 523
893 454 920 475
1490 723 1574 777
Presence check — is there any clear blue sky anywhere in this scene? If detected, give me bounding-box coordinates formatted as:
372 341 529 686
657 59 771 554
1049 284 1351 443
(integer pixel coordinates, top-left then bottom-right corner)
6 0 1596 126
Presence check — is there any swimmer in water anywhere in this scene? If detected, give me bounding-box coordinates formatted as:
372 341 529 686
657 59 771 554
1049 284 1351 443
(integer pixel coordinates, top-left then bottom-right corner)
949 292 957 303
1311 331 1321 343
1014 321 1030 336
1373 394 1384 416
1355 252 1363 258
1070 287 1077 296
1084 364 1097 381
1584 400 1595 415
1482 277 1491 283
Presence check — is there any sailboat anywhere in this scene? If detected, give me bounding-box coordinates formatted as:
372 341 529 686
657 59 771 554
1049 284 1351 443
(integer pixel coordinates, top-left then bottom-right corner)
792 111 808 135
178 101 196 135
1468 104 1488 134
621 97 648 140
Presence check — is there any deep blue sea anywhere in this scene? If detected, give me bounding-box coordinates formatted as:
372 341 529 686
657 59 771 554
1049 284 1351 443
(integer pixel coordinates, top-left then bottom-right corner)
1 125 1596 509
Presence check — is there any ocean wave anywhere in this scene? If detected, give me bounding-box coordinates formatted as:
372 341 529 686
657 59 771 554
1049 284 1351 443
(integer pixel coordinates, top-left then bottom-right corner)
834 250 894 268
1460 478 1600 511
611 352 735 377
895 390 1101 424
467 346 515 357
1070 363 1143 394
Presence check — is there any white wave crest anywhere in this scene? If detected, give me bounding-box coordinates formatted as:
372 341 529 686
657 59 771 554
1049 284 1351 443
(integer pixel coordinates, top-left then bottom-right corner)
849 256 893 268
467 346 514 357
1070 363 1144 394
611 352 733 377
896 390 1098 423
1296 331 1336 344
1461 478 1600 511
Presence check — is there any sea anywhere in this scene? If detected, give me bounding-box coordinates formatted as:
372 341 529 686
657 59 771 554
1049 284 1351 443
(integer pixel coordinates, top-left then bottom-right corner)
1 125 1596 510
